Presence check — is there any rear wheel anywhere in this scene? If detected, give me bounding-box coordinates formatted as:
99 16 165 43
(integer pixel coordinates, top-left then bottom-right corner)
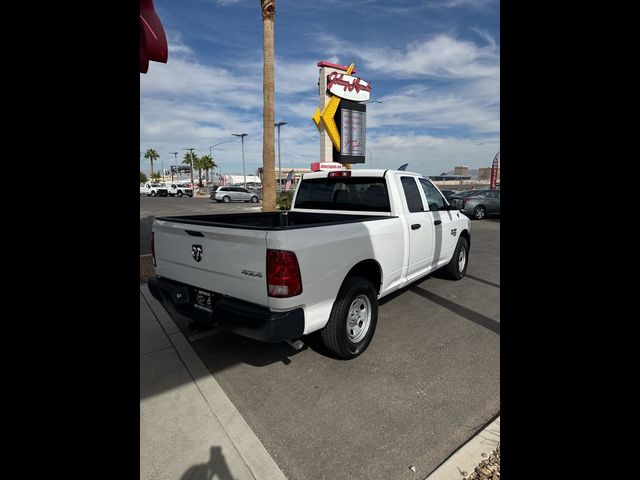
321 276 378 359
177 191 183 197
222 196 230 203
151 191 156 197
441 237 469 280
472 206 486 220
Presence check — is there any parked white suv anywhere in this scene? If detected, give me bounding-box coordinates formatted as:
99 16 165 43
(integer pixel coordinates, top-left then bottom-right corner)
211 186 260 203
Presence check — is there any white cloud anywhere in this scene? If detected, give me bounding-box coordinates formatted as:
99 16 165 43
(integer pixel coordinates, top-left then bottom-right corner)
324 34 498 80
365 133 500 175
140 30 499 176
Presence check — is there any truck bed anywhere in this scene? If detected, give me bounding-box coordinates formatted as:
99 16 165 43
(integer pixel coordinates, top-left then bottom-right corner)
156 211 395 230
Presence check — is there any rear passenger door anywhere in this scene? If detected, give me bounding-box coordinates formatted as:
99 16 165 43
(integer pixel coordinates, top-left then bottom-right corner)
400 176 435 279
486 190 500 214
230 187 243 201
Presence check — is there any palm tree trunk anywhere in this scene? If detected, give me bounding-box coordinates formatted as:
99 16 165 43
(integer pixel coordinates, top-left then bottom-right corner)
261 0 276 211
190 157 195 191
150 158 154 176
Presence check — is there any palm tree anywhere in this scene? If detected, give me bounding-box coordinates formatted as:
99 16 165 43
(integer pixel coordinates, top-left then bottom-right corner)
192 155 206 187
200 155 216 186
183 151 198 190
261 0 276 211
144 149 159 176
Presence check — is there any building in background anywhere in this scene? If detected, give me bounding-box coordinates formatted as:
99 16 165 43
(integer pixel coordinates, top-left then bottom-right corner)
453 166 469 176
478 167 500 181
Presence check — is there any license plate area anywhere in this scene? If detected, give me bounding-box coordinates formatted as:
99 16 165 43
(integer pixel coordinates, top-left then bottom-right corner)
193 288 216 314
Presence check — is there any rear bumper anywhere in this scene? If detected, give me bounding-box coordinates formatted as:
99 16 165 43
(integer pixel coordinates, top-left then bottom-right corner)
147 276 305 343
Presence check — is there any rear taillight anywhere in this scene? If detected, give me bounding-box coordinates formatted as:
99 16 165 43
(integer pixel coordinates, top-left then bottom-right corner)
328 171 351 177
150 232 156 266
267 249 302 298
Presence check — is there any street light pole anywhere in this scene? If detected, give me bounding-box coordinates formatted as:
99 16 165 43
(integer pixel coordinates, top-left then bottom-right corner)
275 122 287 191
169 152 178 182
367 149 373 168
209 140 233 186
231 133 248 189
183 148 195 193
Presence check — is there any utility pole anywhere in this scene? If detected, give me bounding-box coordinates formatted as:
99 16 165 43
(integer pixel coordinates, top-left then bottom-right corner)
169 152 178 182
231 134 248 189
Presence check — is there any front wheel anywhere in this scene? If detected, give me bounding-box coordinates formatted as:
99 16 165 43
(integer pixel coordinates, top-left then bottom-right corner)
250 196 259 203
177 191 183 197
441 236 469 280
321 276 378 359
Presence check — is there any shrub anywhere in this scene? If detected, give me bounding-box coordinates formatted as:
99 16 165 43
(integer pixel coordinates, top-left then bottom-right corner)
276 191 294 210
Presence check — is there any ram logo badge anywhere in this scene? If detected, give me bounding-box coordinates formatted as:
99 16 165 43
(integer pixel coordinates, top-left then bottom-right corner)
451 228 457 237
191 245 203 262
241 270 263 278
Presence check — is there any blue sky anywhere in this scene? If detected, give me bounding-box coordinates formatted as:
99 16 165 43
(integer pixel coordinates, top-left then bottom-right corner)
140 0 499 177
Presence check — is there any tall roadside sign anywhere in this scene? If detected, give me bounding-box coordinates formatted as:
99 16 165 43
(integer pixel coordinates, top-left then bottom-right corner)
312 61 371 168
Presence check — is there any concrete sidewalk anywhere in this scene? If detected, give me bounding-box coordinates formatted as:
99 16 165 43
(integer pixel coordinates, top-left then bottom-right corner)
424 416 500 480
140 285 287 480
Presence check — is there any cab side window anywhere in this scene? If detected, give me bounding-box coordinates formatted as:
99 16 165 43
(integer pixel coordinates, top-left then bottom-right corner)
401 177 424 212
419 178 447 211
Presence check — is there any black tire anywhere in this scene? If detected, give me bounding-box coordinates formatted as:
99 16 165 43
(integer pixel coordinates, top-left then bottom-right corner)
472 206 486 220
177 191 183 197
250 196 259 203
441 236 469 280
222 196 230 203
151 191 156 197
321 276 378 359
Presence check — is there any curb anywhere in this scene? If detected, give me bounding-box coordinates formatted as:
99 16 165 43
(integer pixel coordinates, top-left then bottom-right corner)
424 416 500 480
141 285 287 480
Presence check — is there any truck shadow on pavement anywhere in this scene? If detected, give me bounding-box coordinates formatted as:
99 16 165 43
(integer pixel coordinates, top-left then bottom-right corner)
179 446 233 480
378 275 500 335
189 330 307 374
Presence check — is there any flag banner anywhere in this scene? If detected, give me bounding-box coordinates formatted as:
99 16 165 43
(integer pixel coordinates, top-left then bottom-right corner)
284 170 294 191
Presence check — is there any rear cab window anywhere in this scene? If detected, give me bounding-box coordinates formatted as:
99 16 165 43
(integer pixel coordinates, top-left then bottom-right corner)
294 176 391 212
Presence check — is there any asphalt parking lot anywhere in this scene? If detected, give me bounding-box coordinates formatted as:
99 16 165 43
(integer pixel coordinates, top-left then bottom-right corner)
140 196 500 480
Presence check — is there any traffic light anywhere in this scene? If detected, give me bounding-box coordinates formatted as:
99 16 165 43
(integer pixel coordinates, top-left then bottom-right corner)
140 0 168 73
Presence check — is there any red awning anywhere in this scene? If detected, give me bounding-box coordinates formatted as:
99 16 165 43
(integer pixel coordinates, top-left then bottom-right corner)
140 0 168 73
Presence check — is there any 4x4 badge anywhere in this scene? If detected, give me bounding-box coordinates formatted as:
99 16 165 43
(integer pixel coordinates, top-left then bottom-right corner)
191 245 203 262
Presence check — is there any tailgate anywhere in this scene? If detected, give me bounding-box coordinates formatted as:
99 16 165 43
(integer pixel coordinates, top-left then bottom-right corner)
153 218 269 307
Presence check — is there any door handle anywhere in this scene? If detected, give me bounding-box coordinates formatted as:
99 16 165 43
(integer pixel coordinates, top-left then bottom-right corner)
411 224 421 230
434 220 442 225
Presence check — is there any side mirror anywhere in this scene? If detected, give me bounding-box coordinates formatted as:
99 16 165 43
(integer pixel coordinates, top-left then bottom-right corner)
449 198 464 210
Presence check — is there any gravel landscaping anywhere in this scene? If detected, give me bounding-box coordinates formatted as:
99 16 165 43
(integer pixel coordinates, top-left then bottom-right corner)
461 444 500 479
140 255 155 283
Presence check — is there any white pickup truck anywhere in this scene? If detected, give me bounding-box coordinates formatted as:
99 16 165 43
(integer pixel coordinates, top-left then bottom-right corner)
167 183 194 197
148 169 470 359
140 183 168 197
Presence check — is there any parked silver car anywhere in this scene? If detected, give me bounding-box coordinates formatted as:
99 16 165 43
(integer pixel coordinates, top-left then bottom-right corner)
211 186 260 203
451 189 500 220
